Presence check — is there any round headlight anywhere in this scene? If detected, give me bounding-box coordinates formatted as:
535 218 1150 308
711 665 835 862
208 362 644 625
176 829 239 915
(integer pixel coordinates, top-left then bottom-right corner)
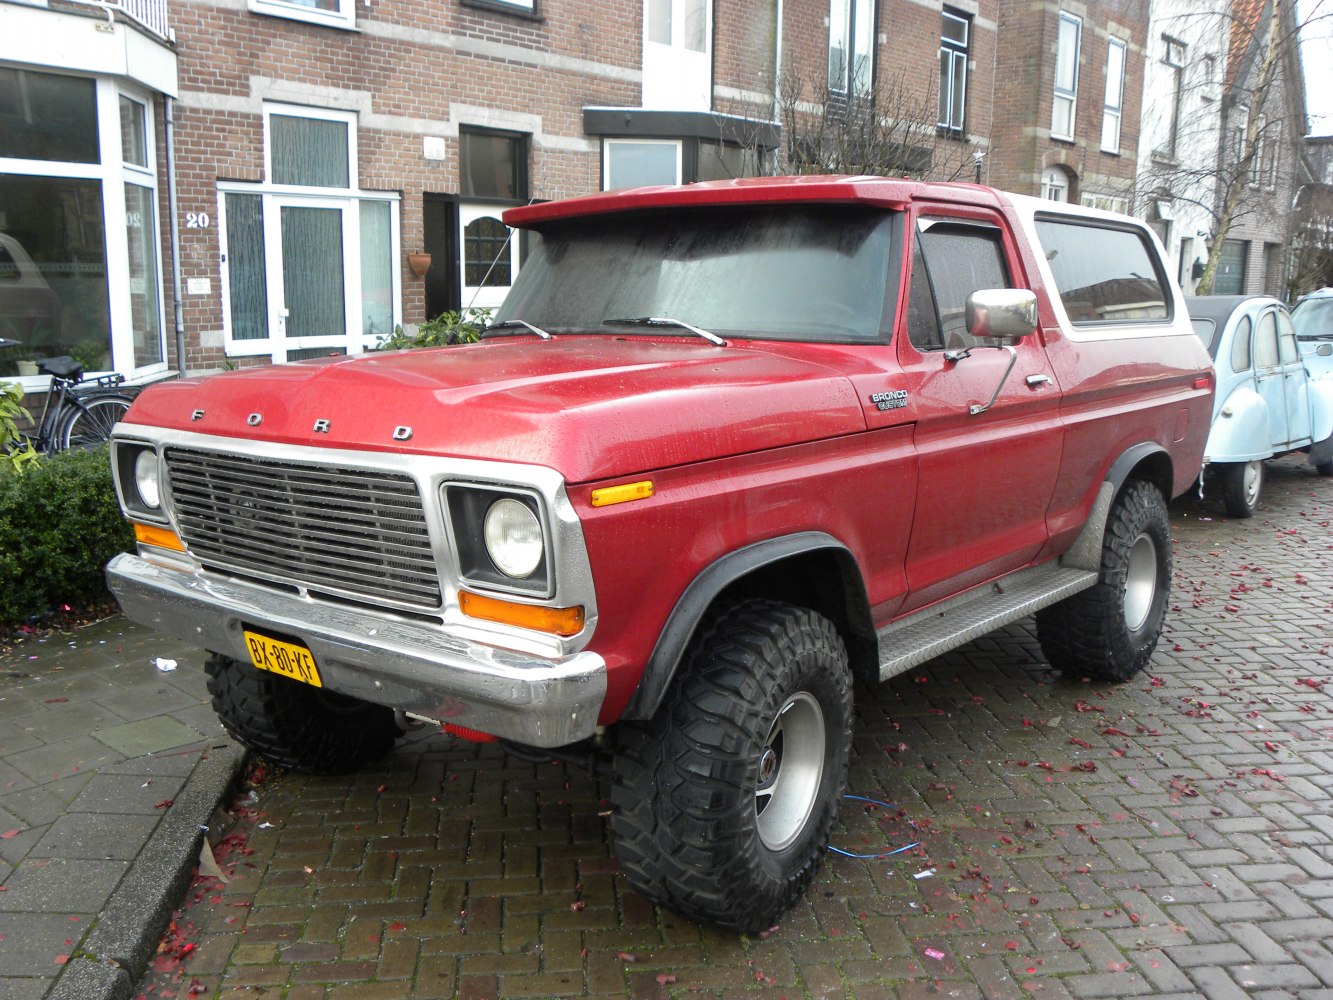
134 449 161 509
483 498 543 578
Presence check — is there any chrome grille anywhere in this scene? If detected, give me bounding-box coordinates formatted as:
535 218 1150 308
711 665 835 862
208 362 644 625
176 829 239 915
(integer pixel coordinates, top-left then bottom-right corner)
164 448 441 609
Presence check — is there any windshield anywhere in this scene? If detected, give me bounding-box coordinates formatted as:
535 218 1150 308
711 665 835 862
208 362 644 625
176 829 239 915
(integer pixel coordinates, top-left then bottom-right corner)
1292 295 1333 340
496 205 898 343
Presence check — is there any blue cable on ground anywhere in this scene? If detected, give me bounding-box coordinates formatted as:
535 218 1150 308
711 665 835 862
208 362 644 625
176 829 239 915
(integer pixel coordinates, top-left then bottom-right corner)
827 793 921 859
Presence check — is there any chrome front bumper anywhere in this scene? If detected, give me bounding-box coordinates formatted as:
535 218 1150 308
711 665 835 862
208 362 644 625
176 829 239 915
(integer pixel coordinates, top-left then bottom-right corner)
106 553 607 748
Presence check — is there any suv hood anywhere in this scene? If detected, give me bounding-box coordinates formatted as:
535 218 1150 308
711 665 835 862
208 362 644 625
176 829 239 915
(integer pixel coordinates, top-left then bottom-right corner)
125 338 867 482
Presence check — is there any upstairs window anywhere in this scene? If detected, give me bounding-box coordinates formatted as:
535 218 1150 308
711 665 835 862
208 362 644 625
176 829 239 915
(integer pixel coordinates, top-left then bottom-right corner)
1051 12 1081 140
1161 36 1187 159
1101 37 1126 153
829 0 875 96
938 10 970 136
248 0 354 29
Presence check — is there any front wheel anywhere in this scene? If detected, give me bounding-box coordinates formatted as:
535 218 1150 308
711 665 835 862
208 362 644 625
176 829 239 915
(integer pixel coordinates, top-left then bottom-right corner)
205 653 401 773
1036 479 1171 683
610 600 852 931
58 393 134 449
1219 460 1264 518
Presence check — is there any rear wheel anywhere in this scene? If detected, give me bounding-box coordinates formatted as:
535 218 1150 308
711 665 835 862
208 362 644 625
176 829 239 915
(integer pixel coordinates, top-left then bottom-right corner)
1037 479 1171 683
610 600 852 931
1219 460 1264 518
59 393 133 449
205 653 401 773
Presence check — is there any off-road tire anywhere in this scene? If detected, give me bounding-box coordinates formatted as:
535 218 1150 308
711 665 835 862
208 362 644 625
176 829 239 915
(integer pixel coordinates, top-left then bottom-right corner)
1316 460 1333 477
610 600 852 932
1036 479 1171 683
205 652 400 773
1219 460 1263 518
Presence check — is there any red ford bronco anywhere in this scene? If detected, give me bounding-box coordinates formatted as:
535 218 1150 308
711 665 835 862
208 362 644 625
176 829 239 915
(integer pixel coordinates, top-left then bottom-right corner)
107 177 1213 930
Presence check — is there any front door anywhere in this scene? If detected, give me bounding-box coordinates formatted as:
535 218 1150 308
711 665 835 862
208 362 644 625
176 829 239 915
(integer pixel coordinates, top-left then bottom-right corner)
642 0 712 110
272 201 351 360
895 213 1063 613
458 203 516 313
1277 308 1312 445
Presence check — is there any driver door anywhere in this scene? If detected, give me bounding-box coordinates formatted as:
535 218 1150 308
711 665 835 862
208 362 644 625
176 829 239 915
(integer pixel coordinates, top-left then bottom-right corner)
896 212 1064 613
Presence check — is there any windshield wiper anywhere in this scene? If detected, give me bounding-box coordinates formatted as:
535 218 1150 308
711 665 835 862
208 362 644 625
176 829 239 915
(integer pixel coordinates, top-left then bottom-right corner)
481 319 552 341
604 316 726 347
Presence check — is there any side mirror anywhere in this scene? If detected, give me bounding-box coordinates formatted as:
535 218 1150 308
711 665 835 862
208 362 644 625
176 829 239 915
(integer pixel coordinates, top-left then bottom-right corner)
966 288 1038 344
1318 343 1332 357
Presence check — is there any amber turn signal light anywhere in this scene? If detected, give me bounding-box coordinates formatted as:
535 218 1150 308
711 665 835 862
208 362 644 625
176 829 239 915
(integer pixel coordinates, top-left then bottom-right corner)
134 522 185 551
590 480 654 507
459 591 585 637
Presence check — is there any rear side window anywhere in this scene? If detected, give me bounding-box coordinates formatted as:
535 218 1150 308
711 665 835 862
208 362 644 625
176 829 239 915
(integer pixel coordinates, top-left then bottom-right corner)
1033 218 1169 325
1230 316 1252 372
1254 311 1279 368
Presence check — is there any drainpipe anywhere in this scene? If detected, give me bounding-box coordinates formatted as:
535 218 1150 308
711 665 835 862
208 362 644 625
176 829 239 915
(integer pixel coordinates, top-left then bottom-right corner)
164 94 187 376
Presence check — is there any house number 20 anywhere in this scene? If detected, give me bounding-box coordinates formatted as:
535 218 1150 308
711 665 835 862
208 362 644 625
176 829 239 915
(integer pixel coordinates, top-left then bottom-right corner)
185 212 211 229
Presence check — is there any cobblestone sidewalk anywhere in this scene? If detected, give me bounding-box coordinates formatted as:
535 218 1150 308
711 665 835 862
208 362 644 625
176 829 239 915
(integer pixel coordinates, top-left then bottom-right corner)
143 456 1331 999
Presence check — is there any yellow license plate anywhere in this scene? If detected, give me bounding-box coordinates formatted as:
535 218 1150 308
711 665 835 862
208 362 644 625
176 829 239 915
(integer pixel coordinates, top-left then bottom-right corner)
243 631 323 688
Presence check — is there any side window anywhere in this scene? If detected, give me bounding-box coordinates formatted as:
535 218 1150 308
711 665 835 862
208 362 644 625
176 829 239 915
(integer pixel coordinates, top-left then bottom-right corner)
907 220 1011 352
1277 309 1300 364
1230 315 1252 373
1033 218 1169 324
1254 311 1280 368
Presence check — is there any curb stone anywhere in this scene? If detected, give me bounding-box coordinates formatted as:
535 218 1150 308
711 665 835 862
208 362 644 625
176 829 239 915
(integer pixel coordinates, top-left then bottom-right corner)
46 740 247 1000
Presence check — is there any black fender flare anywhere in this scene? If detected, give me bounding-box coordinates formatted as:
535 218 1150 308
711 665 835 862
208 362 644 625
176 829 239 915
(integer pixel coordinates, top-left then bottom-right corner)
1106 441 1173 500
621 531 864 721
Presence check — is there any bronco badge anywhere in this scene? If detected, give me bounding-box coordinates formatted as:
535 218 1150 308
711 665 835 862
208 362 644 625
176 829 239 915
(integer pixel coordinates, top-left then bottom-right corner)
870 390 909 411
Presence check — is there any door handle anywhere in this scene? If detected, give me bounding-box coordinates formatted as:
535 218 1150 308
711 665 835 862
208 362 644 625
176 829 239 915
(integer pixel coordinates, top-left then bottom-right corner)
1025 374 1052 387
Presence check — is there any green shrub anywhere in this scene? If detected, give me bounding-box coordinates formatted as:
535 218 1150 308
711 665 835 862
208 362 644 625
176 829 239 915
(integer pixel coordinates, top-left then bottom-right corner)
0 446 134 626
375 309 491 351
1 381 39 475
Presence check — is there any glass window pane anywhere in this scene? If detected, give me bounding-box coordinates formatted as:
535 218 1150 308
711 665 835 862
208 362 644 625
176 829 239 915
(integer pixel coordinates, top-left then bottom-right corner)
464 216 511 287
1254 312 1279 367
828 0 848 90
942 11 967 45
270 114 349 188
1105 41 1125 108
1230 317 1251 371
605 141 679 190
120 96 148 169
649 0 671 44
1034 219 1168 323
0 175 109 377
360 201 392 338
851 0 873 93
1052 95 1074 137
1277 309 1299 363
460 130 521 200
697 140 747 181
224 192 268 341
125 184 163 367
683 0 706 52
0 68 99 164
1056 16 1079 92
916 224 1010 351
281 206 345 338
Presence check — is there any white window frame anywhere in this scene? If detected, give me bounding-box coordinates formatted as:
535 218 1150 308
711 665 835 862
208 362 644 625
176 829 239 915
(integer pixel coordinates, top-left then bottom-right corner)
1051 12 1081 141
218 106 400 362
0 75 168 389
118 88 169 378
1100 37 1125 154
828 0 875 96
602 138 683 191
938 9 969 134
248 0 354 30
1041 166 1070 202
263 104 358 191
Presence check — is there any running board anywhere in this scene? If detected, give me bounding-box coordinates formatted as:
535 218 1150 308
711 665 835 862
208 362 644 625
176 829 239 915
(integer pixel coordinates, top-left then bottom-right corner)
876 564 1098 681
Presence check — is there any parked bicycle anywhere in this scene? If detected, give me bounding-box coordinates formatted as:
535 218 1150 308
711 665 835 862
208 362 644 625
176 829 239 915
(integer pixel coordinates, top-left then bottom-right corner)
1 342 137 453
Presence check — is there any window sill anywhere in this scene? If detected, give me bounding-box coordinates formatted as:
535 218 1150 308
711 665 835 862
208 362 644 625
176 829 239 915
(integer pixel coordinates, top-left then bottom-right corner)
248 1 358 30
460 0 543 21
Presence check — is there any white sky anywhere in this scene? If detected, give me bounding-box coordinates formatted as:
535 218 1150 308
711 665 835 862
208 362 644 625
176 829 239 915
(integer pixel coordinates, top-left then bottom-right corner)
1300 0 1333 136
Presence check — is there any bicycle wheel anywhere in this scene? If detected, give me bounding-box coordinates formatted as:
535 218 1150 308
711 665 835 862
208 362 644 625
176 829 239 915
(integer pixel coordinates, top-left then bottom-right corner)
58 393 134 450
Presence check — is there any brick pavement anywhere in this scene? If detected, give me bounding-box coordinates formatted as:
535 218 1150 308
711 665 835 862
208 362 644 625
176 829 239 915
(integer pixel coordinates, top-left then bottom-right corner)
140 454 1331 999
